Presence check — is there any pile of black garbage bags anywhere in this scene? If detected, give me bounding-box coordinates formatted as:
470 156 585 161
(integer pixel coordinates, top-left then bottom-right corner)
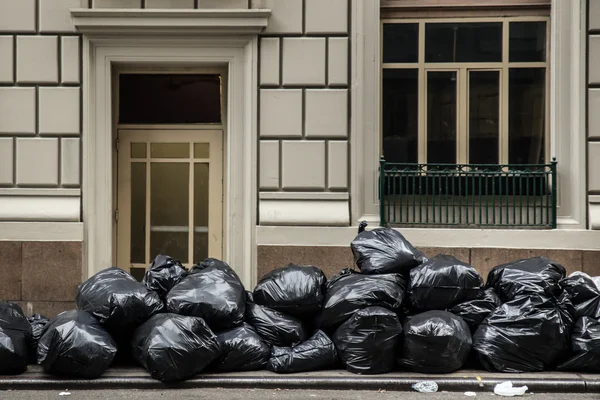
3 223 600 382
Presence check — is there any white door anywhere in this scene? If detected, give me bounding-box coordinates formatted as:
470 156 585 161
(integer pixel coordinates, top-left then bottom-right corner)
116 129 223 275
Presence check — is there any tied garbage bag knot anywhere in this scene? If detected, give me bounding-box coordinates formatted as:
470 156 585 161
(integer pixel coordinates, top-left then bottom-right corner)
267 330 337 374
351 221 425 275
142 254 188 299
214 323 271 372
398 310 472 374
316 269 406 333
408 254 483 311
131 313 221 382
37 310 117 379
253 264 327 318
166 258 246 331
0 302 32 375
333 306 402 374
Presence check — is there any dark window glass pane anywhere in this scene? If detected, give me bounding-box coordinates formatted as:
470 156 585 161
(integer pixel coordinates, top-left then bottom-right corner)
427 71 457 163
119 74 221 124
509 68 546 164
382 69 418 163
469 71 500 164
425 23 502 63
509 21 546 62
383 23 419 63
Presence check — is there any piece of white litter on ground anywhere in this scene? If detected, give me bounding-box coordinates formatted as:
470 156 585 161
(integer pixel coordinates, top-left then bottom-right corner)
412 381 438 393
493 382 528 397
58 392 71 396
464 392 477 397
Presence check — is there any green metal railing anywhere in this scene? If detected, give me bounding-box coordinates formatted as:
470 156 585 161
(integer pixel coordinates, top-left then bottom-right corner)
379 158 557 229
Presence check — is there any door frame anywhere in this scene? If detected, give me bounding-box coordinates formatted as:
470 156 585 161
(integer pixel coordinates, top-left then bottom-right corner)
81 36 258 288
116 129 224 271
111 66 228 267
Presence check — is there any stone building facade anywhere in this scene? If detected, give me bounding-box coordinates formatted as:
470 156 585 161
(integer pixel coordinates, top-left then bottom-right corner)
0 0 598 316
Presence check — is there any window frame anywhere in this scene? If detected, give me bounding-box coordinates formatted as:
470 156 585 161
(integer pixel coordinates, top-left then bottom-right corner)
380 16 551 166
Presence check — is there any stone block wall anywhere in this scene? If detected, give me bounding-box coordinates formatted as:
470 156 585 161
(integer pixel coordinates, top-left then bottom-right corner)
0 0 83 221
253 0 351 226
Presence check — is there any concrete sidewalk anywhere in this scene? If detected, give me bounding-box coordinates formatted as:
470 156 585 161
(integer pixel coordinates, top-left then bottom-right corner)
1 366 599 393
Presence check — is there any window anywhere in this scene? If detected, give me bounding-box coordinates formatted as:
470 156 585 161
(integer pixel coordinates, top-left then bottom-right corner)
381 18 549 166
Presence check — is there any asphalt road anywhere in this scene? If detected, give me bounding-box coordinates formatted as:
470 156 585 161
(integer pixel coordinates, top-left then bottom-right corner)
0 389 597 399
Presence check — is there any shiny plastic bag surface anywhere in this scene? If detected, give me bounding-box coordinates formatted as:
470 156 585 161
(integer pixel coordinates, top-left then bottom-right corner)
131 313 221 382
351 222 425 275
409 255 483 311
75 267 164 331
142 254 188 299
473 293 575 372
0 302 31 375
214 323 270 372
37 310 117 379
267 330 337 373
449 288 502 332
253 264 327 317
316 269 406 333
166 258 245 331
557 317 600 372
485 257 566 302
332 306 402 374
245 302 306 347
27 314 49 364
397 310 472 373
559 273 600 318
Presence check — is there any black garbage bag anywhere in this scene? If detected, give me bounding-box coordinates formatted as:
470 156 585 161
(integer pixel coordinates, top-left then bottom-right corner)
559 273 600 318
142 254 188 299
408 255 483 311
449 288 502 333
332 306 402 374
350 221 425 275
485 257 566 302
397 310 472 373
557 317 600 372
253 264 327 317
473 293 575 372
76 267 164 332
214 323 270 372
245 301 306 347
37 310 117 379
131 313 221 382
27 314 49 364
315 269 406 333
0 302 31 375
166 258 245 331
267 330 337 373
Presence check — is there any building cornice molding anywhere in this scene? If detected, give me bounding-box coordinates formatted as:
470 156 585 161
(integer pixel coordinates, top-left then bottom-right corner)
70 8 271 35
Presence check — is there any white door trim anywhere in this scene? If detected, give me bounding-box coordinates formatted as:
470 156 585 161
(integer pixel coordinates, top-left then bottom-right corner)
80 36 258 288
